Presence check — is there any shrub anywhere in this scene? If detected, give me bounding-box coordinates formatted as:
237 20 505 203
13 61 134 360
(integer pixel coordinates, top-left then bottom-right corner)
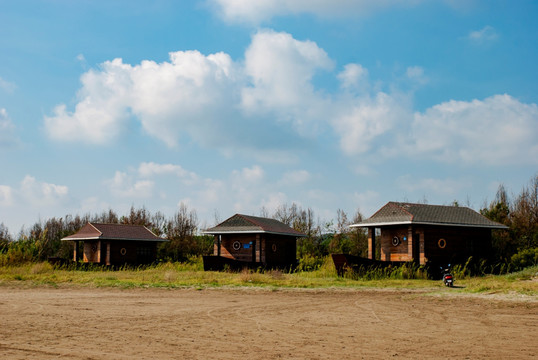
297 254 324 271
511 248 538 270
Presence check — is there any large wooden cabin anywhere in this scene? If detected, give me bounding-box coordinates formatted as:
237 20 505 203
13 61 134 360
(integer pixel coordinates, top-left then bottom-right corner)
349 202 508 266
62 223 167 266
202 214 306 270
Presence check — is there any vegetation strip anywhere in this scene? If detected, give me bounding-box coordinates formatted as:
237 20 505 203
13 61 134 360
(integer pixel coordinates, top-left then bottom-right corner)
1 258 536 296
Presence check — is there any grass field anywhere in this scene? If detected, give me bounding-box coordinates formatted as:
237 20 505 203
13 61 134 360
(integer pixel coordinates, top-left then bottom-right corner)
1 257 537 296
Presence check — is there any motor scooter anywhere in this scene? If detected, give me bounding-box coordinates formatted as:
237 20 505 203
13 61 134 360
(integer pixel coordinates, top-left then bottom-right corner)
441 264 454 287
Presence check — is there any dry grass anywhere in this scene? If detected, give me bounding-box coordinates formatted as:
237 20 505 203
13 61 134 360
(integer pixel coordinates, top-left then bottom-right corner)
0 258 536 296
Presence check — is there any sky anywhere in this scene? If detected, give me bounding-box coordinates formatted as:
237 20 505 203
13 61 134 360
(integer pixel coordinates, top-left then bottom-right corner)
1 0 537 234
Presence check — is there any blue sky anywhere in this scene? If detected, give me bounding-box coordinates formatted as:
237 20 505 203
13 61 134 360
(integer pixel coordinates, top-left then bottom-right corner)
1 0 537 234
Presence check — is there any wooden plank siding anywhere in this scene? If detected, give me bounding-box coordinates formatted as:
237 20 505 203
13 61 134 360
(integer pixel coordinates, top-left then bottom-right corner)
375 225 493 265
380 226 412 262
81 240 157 265
212 233 297 268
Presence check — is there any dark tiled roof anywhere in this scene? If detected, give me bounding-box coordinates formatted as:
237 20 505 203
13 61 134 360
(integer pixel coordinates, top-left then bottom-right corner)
352 202 508 229
204 214 306 237
62 223 167 242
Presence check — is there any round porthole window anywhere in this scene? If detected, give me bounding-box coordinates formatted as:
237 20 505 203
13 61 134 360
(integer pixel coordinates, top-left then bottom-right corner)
272 243 277 252
232 241 241 251
120 248 127 256
392 236 400 246
438 238 447 249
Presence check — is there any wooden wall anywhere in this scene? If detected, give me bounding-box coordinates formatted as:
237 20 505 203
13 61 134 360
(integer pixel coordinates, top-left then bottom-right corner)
422 226 492 264
378 225 492 265
219 234 256 262
380 226 412 262
263 234 296 268
81 240 158 265
214 233 297 268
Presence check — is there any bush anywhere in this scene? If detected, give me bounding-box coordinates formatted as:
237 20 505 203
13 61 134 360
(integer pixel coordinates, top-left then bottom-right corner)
297 254 324 271
511 248 538 270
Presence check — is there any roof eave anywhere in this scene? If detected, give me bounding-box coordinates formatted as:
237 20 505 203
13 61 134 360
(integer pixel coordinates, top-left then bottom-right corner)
203 230 306 237
61 237 168 242
350 221 508 229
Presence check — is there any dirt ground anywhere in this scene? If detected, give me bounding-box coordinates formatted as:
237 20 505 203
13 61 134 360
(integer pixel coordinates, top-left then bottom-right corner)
0 287 536 359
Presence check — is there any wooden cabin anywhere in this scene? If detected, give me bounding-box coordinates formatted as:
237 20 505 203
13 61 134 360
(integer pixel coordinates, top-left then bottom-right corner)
350 202 508 266
61 223 167 265
202 214 306 270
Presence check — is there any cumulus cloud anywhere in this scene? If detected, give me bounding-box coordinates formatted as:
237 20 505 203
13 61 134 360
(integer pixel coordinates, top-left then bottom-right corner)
44 59 133 144
43 29 537 168
208 0 424 24
242 30 333 136
332 91 411 155
20 176 68 206
45 52 239 147
403 94 538 165
338 64 369 92
106 171 154 198
44 30 334 153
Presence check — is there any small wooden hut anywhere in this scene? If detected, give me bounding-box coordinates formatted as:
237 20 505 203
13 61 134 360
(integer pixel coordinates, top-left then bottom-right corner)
61 223 167 265
202 214 306 270
349 202 508 266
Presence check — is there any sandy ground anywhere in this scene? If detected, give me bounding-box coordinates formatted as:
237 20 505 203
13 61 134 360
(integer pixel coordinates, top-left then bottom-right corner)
0 286 536 359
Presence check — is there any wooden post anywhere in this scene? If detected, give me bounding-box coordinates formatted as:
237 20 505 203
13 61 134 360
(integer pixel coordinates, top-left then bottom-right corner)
106 242 111 266
419 233 426 265
407 226 414 262
255 234 261 263
368 228 376 260
73 241 78 262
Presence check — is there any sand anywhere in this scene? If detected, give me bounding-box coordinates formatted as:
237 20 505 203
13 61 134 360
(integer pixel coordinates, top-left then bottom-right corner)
0 286 536 359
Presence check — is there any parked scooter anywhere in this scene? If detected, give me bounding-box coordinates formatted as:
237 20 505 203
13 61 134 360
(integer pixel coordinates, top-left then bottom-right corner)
441 264 454 287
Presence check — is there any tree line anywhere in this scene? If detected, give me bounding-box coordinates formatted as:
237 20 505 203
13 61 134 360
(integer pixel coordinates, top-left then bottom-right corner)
0 174 536 268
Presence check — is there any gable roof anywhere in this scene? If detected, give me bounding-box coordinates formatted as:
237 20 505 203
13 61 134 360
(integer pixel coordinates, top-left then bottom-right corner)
350 202 508 229
204 214 306 237
61 223 167 242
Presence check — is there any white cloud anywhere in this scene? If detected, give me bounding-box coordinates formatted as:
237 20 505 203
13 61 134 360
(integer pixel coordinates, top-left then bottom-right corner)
0 77 16 93
352 190 380 216
406 66 428 85
0 185 13 206
236 165 264 182
332 91 411 155
106 171 154 198
338 63 369 93
43 29 536 169
467 25 498 43
138 162 198 184
242 30 333 136
43 30 337 152
20 175 68 206
209 0 424 24
45 52 239 147
279 170 310 186
44 59 133 144
397 175 470 195
0 108 19 148
403 94 538 165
